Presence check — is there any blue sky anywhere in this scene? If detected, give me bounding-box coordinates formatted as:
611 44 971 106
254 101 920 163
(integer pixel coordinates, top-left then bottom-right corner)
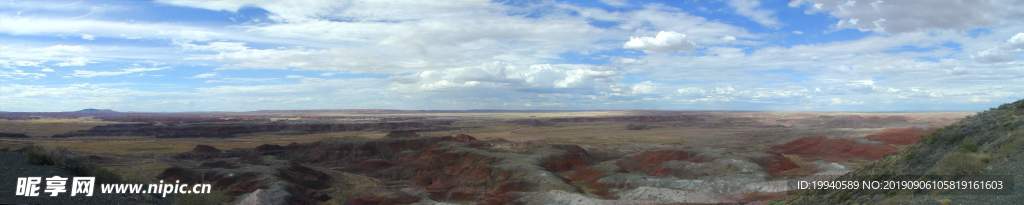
1 0 1023 112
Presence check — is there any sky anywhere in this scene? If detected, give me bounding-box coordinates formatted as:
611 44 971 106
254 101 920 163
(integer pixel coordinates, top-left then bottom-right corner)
1 0 1023 112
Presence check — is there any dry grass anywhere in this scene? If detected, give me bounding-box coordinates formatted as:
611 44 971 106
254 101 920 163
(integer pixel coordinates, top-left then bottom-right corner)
106 160 172 182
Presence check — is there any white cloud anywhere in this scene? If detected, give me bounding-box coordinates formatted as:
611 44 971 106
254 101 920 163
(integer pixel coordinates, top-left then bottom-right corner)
728 0 781 28
706 47 745 58
0 16 224 41
829 97 863 105
1009 32 1024 49
624 31 695 53
600 0 629 7
191 72 217 79
630 81 657 94
972 33 1024 63
395 62 618 92
179 41 248 51
71 67 166 78
157 0 493 23
0 84 141 111
616 5 753 45
972 47 1016 63
789 0 1020 33
1 44 92 68
0 69 46 79
4 0 1023 111
157 1 611 72
56 57 90 67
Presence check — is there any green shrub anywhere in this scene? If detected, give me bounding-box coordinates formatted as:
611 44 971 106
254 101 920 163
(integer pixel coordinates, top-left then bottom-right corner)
958 143 979 153
934 152 989 175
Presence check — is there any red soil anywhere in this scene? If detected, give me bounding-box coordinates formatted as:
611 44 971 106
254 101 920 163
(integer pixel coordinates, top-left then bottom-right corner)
480 182 528 205
771 136 898 161
865 127 929 145
566 166 613 198
752 153 800 176
404 146 516 202
616 150 707 176
542 145 592 172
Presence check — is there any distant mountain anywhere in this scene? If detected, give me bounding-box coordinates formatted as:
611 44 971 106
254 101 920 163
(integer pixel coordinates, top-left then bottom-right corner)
786 99 1024 204
73 108 118 113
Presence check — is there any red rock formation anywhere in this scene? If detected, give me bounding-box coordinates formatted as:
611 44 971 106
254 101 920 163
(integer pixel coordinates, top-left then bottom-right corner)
866 127 929 145
771 136 897 161
404 146 513 202
480 182 527 205
616 150 707 175
566 166 613 198
541 145 591 172
752 153 800 176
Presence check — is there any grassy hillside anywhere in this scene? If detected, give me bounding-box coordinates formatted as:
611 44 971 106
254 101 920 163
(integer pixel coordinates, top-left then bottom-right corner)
786 99 1024 204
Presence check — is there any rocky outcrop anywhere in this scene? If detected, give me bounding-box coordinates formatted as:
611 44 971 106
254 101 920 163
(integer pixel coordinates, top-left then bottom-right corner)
542 145 592 172
751 153 800 176
616 150 707 176
161 135 598 204
770 136 898 161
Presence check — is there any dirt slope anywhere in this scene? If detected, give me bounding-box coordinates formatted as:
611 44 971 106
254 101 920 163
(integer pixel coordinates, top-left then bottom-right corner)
785 99 1024 204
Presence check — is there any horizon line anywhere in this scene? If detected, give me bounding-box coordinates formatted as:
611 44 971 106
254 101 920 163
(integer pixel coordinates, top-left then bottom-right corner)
0 108 982 114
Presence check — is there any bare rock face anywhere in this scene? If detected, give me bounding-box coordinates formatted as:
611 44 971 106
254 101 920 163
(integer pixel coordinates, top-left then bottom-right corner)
407 145 510 201
616 150 707 176
751 153 800 176
541 144 592 172
770 136 898 161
